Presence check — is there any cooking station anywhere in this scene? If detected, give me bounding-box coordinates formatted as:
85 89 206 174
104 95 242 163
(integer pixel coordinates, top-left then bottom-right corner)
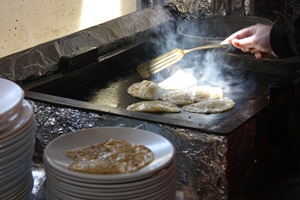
1 2 300 200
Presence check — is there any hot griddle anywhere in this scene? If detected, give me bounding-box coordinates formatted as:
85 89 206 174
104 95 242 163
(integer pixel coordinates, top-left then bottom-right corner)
23 41 297 135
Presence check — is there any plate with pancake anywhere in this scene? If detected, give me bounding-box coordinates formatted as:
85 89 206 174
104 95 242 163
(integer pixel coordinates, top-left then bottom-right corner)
43 127 175 183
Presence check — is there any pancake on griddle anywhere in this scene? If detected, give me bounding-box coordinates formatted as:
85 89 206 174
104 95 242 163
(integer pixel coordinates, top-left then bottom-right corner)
127 80 162 100
159 90 193 106
159 86 223 106
126 101 181 113
191 86 223 101
183 97 235 114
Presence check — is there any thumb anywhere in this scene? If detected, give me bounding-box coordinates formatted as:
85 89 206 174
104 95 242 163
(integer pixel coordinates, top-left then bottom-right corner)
232 37 254 49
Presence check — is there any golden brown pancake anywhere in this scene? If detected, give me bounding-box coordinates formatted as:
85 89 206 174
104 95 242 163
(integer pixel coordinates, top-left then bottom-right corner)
65 139 154 174
127 80 161 100
126 101 181 113
191 86 223 101
159 90 193 106
183 97 235 114
159 86 223 106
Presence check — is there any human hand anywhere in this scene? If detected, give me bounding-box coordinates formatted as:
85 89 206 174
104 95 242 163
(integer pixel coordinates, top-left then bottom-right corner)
221 23 277 59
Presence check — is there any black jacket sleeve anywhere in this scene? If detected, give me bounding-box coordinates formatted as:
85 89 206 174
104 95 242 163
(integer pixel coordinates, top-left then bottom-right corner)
270 15 300 58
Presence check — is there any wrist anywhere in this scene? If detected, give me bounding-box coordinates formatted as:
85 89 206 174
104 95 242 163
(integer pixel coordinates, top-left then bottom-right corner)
270 26 293 58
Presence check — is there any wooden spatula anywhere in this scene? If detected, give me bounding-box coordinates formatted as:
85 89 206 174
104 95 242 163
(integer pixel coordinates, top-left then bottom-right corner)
137 44 229 79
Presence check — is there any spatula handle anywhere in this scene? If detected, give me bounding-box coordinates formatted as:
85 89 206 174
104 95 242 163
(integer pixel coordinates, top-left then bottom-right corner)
184 44 229 53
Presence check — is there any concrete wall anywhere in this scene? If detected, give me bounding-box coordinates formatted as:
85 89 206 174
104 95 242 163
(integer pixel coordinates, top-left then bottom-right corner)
0 0 137 58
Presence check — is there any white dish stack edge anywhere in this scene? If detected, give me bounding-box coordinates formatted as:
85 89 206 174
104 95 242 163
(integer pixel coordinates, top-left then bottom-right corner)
0 78 36 199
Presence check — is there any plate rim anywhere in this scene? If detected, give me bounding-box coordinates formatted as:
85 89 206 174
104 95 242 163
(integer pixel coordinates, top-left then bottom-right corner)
0 100 35 140
0 78 24 123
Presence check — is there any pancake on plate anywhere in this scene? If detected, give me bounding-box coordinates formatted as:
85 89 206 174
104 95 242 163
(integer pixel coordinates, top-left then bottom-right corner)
183 97 235 114
65 139 154 174
126 101 181 113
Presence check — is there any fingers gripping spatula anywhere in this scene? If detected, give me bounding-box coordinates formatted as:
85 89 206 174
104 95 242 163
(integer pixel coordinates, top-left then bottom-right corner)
137 44 229 79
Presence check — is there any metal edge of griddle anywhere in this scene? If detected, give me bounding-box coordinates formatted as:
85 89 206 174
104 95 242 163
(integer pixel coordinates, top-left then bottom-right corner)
209 92 270 134
24 90 213 131
24 90 270 136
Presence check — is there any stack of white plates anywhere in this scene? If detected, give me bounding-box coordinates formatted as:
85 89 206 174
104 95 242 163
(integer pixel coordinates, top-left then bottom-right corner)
44 127 177 200
0 78 36 200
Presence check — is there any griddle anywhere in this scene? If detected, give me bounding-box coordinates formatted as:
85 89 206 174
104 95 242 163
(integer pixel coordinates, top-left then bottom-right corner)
23 41 299 135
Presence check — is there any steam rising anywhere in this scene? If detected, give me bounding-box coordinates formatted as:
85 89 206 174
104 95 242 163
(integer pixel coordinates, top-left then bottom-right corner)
151 42 256 96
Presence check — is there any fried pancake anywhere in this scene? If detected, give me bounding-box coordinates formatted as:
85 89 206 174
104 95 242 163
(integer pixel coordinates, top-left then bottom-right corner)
159 86 223 105
65 139 154 174
127 80 161 100
191 86 223 101
183 97 235 114
159 90 193 106
126 101 181 113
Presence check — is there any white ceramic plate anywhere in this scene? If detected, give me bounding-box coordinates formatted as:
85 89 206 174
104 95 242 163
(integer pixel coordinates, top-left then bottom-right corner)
0 105 22 132
0 166 31 189
44 158 176 192
0 144 34 171
46 163 176 198
0 129 34 157
0 137 35 173
47 190 62 200
0 99 34 139
47 185 80 200
0 116 35 149
9 174 33 200
0 162 32 182
0 78 24 124
0 167 30 193
47 173 176 200
43 127 175 183
0 133 35 165
0 172 33 200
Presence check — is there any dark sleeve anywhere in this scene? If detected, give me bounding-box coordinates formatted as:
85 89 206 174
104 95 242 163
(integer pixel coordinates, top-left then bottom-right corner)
270 15 300 58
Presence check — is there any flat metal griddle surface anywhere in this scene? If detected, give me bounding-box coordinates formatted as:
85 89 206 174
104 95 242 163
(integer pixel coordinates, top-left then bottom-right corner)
24 42 283 135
